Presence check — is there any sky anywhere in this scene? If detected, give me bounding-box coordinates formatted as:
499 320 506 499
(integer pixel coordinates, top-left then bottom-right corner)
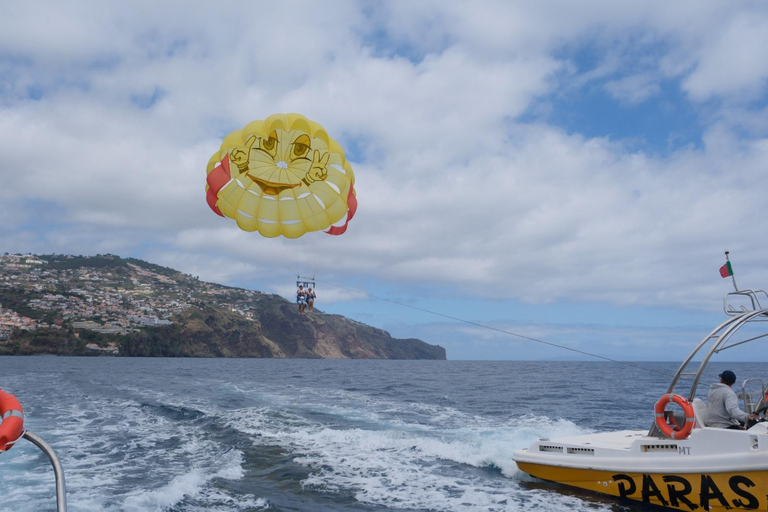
2 1 768 361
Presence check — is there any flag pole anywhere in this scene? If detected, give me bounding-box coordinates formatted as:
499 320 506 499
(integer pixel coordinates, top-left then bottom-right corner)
725 250 739 292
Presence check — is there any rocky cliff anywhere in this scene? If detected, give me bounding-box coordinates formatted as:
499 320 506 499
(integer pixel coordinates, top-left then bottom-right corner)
0 253 446 360
121 301 445 359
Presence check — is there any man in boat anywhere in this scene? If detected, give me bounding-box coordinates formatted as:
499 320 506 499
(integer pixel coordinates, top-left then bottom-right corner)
705 370 759 429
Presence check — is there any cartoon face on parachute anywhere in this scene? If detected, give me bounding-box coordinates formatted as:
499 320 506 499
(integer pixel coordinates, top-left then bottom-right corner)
205 113 357 239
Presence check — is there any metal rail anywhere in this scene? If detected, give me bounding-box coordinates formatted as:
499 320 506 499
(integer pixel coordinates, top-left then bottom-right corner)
648 289 768 436
23 431 67 512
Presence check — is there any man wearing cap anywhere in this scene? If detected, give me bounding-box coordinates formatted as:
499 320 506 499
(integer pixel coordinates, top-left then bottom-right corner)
705 370 758 429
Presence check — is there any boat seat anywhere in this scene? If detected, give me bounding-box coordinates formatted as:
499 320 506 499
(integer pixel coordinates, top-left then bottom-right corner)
692 398 707 428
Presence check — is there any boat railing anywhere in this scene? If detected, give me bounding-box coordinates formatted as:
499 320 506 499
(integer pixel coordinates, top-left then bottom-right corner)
724 289 768 317
740 378 766 415
649 292 768 436
23 431 67 511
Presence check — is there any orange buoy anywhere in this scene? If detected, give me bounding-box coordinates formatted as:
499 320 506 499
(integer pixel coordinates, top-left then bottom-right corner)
0 389 25 452
655 393 695 440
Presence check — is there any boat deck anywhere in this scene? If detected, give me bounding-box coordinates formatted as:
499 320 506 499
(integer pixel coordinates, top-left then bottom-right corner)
537 430 647 452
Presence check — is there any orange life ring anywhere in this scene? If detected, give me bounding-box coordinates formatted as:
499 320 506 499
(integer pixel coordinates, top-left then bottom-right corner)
655 394 695 440
0 389 25 452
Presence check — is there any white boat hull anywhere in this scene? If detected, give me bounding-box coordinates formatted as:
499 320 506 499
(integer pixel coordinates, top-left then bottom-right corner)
513 424 768 511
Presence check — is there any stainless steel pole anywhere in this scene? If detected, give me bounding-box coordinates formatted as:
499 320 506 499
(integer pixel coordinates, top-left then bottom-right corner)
23 431 67 512
725 250 739 292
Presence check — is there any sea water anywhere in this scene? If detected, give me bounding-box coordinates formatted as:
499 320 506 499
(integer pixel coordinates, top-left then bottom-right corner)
0 357 763 512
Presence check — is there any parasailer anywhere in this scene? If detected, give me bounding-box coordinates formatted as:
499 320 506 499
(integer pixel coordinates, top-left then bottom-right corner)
205 113 357 239
296 284 307 314
296 276 315 314
307 287 316 312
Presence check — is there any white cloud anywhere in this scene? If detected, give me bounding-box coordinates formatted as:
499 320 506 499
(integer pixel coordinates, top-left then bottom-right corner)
604 73 661 104
682 12 768 101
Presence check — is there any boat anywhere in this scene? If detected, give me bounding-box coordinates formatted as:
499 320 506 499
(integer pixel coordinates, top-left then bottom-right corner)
513 287 768 512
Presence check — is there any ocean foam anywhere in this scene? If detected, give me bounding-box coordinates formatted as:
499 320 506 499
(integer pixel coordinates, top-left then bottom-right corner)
223 386 601 511
0 390 258 512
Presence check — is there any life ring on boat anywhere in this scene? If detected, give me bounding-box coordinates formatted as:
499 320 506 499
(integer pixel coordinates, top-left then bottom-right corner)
0 389 25 452
654 394 695 440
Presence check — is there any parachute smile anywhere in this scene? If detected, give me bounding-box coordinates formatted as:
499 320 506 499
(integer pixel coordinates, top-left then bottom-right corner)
249 176 301 196
245 165 303 195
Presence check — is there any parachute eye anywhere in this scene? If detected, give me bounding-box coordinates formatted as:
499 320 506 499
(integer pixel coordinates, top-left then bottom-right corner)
262 130 278 155
292 134 311 159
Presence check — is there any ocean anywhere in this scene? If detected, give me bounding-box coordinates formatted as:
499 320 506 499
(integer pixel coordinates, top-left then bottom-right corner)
0 357 762 512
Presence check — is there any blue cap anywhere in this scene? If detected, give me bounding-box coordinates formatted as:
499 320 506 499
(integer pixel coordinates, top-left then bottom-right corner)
719 370 736 385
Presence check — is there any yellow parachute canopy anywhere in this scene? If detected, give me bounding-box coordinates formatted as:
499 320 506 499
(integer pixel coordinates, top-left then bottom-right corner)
206 113 357 239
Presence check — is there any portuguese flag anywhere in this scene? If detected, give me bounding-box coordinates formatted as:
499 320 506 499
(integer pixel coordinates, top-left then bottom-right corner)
719 261 733 278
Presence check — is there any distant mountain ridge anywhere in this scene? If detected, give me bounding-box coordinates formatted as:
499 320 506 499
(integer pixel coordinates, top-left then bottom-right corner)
0 253 446 360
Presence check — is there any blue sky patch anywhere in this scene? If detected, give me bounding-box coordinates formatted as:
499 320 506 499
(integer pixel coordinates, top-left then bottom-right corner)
528 37 708 154
131 87 165 109
546 79 703 154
